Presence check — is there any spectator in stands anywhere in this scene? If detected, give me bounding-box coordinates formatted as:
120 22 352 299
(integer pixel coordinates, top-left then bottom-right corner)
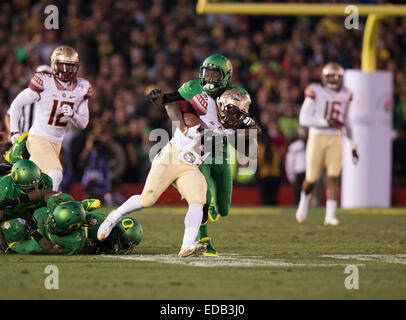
256 131 282 206
1 0 406 198
79 131 126 205
285 127 307 204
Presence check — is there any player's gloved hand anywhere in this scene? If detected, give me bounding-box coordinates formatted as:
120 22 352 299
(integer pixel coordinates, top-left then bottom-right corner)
0 242 16 254
25 215 38 234
62 105 74 118
10 132 21 144
25 215 44 243
146 89 162 102
352 148 359 165
146 89 164 107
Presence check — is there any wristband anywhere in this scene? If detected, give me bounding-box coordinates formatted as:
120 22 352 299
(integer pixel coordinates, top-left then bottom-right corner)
30 230 44 243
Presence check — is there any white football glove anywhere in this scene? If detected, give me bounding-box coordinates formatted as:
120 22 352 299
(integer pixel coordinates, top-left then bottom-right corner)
62 105 74 118
10 132 21 144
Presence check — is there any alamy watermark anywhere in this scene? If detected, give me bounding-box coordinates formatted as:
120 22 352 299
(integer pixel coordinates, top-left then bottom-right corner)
344 5 359 30
344 265 359 290
44 265 59 290
44 5 59 30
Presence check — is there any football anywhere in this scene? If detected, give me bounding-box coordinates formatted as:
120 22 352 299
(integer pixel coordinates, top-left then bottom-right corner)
183 112 203 130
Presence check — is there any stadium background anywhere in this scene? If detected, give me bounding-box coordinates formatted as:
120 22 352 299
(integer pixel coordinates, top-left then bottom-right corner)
1 0 406 206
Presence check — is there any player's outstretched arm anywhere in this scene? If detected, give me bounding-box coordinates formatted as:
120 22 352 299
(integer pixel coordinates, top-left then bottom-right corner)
146 89 185 108
0 190 58 210
25 215 62 255
9 88 39 143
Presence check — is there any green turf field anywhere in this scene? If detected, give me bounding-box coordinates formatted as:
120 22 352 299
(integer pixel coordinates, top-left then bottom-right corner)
1 206 405 300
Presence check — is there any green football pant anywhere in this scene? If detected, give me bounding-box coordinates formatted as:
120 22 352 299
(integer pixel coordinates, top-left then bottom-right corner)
199 161 233 218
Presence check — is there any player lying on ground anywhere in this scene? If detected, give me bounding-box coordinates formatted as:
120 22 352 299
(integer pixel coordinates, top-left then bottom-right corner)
0 189 142 255
296 62 359 226
0 197 87 255
83 211 143 255
147 54 260 256
8 45 91 191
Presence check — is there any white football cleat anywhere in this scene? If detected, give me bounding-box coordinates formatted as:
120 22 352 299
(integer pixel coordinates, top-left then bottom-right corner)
324 217 340 226
178 243 207 258
97 213 117 241
296 210 307 224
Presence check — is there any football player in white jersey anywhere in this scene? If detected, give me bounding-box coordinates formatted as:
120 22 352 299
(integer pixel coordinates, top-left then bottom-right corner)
97 89 254 257
8 46 91 191
296 62 359 226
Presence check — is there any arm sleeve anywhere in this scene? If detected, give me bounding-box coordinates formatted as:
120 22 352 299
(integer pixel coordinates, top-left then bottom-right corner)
299 97 329 128
163 91 185 104
71 99 89 130
9 88 40 133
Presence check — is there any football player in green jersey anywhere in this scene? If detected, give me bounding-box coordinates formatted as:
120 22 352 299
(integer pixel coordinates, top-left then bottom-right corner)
147 54 259 256
0 159 53 253
1 200 87 255
0 159 53 221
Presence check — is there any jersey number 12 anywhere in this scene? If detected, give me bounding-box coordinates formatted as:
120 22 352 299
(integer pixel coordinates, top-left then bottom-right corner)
48 100 74 127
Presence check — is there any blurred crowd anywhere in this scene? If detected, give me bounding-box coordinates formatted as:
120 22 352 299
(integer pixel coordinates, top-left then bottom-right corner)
1 0 406 204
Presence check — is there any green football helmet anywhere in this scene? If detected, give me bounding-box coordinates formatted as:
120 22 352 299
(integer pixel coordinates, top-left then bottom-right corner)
199 54 233 96
47 193 75 209
113 217 143 250
10 159 42 193
46 201 86 236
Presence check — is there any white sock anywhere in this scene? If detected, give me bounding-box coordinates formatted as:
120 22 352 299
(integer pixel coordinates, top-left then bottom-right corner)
108 195 143 225
326 200 338 220
48 169 63 191
181 203 203 250
297 191 311 218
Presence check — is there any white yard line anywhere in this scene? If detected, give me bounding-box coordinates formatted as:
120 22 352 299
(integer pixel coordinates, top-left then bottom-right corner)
322 254 406 264
102 254 366 268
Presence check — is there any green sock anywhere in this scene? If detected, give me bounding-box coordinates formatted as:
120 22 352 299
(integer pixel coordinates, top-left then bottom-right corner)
199 222 209 239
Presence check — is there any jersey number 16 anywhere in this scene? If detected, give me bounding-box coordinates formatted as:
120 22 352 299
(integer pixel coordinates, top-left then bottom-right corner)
324 101 342 122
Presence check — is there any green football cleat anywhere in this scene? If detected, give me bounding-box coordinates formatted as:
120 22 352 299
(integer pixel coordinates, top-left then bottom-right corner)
200 237 218 256
208 204 220 222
